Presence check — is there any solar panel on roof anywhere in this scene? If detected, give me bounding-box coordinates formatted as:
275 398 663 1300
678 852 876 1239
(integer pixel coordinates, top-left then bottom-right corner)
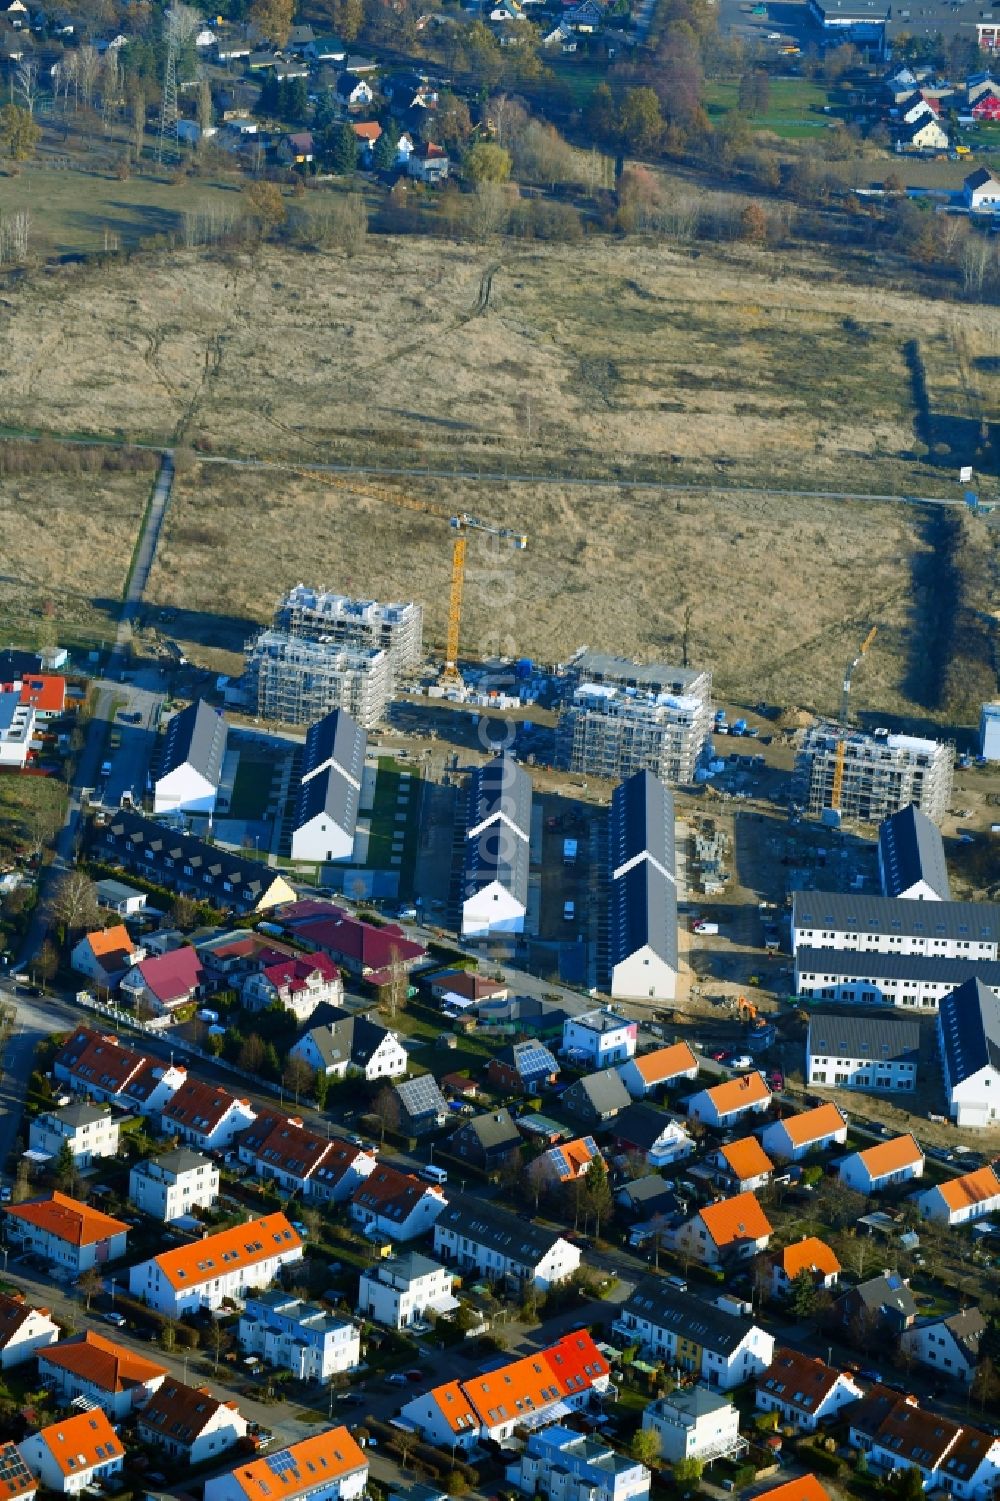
266 1451 296 1477
398 1075 445 1114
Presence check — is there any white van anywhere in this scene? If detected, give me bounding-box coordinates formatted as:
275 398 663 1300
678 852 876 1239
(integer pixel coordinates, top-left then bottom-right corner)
421 1164 448 1185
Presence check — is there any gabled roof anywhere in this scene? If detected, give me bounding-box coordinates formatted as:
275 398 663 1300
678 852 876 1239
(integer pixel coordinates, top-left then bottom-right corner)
699 1191 772 1248
131 945 203 1004
299 1008 396 1070
609 768 675 882
163 1079 250 1135
245 1113 339 1182
539 1136 602 1181
258 950 339 996
566 1068 631 1116
5 1192 127 1247
855 1133 923 1179
777 1237 841 1279
452 1109 521 1153
150 1214 301 1290
879 804 950 900
776 1102 846 1148
31 1408 123 1478
456 1331 608 1429
55 1027 147 1095
463 754 532 905
352 1165 438 1222
613 1101 677 1151
0 1441 34 1501
160 699 227 789
758 1348 848 1412
936 1307 987 1362
697 1072 771 1116
792 890 1000 945
281 901 426 976
0 1292 51 1347
719 1137 773 1181
503 1039 559 1079
395 1074 447 1121
434 1198 569 1264
39 1331 166 1392
965 166 999 190
629 1042 697 1085
808 1011 919 1066
94 809 292 913
939 976 1000 1084
85 924 134 960
849 1273 917 1319
294 708 366 841
621 1275 763 1354
755 1479 833 1501
935 1164 1000 1213
218 1427 366 1501
139 1380 239 1445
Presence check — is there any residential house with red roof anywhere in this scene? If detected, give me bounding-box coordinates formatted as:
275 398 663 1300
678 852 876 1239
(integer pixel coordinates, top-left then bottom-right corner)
129 1213 303 1318
53 1028 153 1106
972 90 1000 119
756 1348 862 1432
204 1427 367 1501
161 1079 256 1152
242 950 342 1023
769 1237 841 1300
685 1073 772 1130
400 1331 611 1450
754 1480 833 1501
429 970 508 1007
670 1191 773 1268
16 674 65 719
0 1442 36 1501
18 1408 124 1495
915 1165 1000 1226
0 1291 59 1369
70 925 145 990
849 1387 1000 1497
712 1137 774 1193
4 1193 128 1274
618 1043 698 1099
838 1134 924 1194
280 899 426 990
236 1112 376 1202
761 1103 848 1163
349 1164 447 1241
137 1379 249 1465
121 945 205 1021
38 1331 167 1419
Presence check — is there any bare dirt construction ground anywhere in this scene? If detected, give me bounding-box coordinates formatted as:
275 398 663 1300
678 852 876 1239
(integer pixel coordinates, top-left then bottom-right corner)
146 462 931 721
0 467 152 649
2 237 1000 494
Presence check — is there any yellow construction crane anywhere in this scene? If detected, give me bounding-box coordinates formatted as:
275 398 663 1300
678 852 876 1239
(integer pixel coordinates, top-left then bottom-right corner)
831 626 878 812
315 473 527 684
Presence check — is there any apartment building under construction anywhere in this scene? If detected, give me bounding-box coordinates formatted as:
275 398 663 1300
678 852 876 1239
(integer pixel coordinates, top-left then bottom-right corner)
242 630 391 729
556 652 713 786
275 585 424 677
792 722 954 825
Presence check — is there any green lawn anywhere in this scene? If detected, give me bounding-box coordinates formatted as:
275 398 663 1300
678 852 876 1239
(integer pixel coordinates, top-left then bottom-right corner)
365 758 421 898
705 77 844 139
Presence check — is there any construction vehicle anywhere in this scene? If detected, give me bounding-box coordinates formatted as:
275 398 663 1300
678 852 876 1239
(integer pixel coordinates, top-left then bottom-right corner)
831 626 877 812
736 994 758 1022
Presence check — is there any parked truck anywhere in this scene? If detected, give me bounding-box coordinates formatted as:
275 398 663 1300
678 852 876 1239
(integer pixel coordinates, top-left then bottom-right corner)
563 837 578 864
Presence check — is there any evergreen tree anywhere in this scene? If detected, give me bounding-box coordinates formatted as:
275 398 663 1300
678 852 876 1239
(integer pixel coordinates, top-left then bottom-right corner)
315 1070 329 1109
258 72 282 116
326 120 357 173
374 121 398 171
286 76 308 121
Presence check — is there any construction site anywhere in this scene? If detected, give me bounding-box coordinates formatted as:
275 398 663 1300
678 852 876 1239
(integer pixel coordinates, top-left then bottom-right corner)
274 586 425 676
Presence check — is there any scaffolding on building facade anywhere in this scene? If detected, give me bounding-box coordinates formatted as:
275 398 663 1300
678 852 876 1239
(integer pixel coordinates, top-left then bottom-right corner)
792 722 954 825
274 585 424 676
243 630 391 729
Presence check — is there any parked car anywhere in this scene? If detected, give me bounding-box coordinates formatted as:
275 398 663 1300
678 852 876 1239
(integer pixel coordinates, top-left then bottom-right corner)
386 1373 408 1386
102 1312 127 1329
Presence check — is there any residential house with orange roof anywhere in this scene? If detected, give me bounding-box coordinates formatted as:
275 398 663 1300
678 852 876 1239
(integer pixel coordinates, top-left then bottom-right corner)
18 1409 123 1495
915 1164 1000 1226
237 1112 376 1203
38 1331 167 1419
753 1480 833 1501
349 1164 447 1242
671 1190 773 1267
29 1102 120 1169
849 1387 1000 1497
528 1135 605 1192
839 1134 924 1195
900 1308 986 1387
128 1213 303 1318
400 1330 611 1449
53 1028 149 1105
0 1441 36 1501
756 1347 862 1432
685 1072 772 1130
137 1378 248 1465
70 925 145 990
4 1193 128 1275
618 1042 698 1100
761 1103 848 1163
769 1236 841 1300
161 1078 256 1152
16 673 65 719
0 1291 58 1370
203 1426 367 1501
712 1137 773 1193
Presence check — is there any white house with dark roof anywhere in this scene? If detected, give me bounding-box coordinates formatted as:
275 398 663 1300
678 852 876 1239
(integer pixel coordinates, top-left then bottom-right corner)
291 1007 407 1081
29 1103 119 1168
461 753 532 938
806 1012 920 1091
239 1292 360 1379
878 804 951 901
129 1148 220 1223
161 1079 256 1151
290 709 366 863
965 166 1000 210
563 1008 637 1068
608 770 679 1002
358 1251 458 1329
154 699 228 816
612 1277 774 1391
938 975 1000 1126
900 1309 986 1386
433 1199 581 1291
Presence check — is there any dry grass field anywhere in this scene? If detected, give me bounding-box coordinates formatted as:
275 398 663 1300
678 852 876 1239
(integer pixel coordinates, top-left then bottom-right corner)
0 468 152 650
4 234 1000 719
3 236 1000 493
147 463 935 721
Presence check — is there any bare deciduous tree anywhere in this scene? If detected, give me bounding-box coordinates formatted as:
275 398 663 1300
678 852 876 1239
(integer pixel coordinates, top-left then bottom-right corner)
46 870 100 936
14 60 39 117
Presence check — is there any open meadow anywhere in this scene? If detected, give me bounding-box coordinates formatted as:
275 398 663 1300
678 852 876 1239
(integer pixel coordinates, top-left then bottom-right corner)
3 234 1000 719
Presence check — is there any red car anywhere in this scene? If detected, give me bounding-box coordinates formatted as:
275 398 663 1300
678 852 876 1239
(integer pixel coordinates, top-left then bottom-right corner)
711 1049 728 1062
